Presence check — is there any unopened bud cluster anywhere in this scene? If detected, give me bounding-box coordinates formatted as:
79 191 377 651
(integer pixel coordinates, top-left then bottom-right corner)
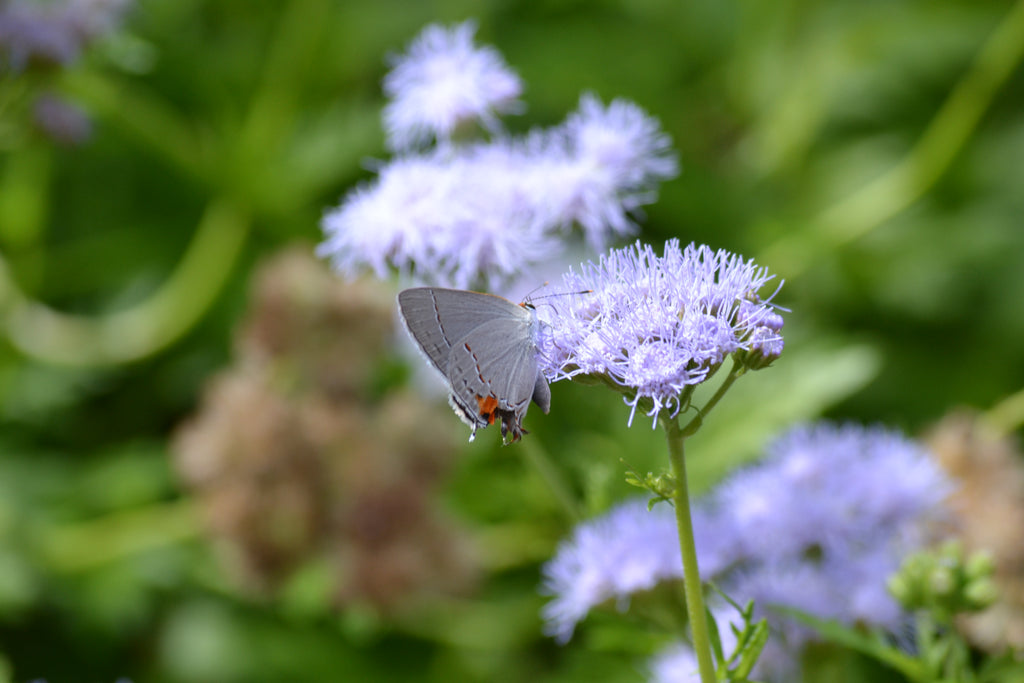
888 540 998 618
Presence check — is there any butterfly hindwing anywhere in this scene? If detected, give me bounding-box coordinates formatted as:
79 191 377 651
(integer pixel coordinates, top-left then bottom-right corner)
398 287 524 375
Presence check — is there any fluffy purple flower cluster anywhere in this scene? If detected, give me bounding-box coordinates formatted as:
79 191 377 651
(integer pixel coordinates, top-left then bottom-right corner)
540 423 955 681
541 498 739 644
382 20 522 151
0 0 131 71
537 239 783 426
318 21 678 291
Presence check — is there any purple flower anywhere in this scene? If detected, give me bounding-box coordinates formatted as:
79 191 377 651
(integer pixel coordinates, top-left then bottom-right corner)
537 239 783 426
319 103 678 291
557 95 678 248
714 423 953 570
540 499 734 643
32 92 92 145
0 0 131 71
319 21 678 291
543 423 955 682
383 20 523 151
648 643 701 683
0 2 82 70
317 149 561 291
520 95 678 251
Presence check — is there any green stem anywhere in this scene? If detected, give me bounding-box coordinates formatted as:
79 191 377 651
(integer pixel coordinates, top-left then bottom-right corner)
0 197 249 365
982 384 1024 436
762 0 1024 277
39 499 200 572
519 438 583 522
664 416 716 683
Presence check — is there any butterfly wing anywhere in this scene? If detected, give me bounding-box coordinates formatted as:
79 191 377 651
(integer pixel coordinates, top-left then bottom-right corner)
447 315 546 443
398 287 549 443
397 287 522 376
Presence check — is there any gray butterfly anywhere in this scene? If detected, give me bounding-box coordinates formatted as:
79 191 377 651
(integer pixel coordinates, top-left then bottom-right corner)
397 287 550 444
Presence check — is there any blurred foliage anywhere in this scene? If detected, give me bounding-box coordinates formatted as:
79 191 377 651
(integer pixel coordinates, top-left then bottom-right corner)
1 0 1023 681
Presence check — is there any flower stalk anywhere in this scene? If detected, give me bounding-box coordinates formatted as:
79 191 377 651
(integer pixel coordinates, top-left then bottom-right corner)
663 415 716 683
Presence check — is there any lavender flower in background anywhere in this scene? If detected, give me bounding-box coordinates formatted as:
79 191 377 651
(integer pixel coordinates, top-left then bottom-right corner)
714 423 953 572
318 21 678 292
648 643 701 683
0 0 132 71
32 92 92 145
540 423 956 682
541 499 738 643
556 95 679 249
383 20 523 151
537 239 783 426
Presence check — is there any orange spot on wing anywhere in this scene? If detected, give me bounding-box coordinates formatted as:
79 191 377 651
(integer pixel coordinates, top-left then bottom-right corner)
475 395 499 424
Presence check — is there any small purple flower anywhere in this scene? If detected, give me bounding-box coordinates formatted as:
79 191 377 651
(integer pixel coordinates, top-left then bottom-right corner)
319 22 678 291
0 2 81 70
541 500 682 644
544 423 955 682
33 92 92 145
0 0 131 71
648 643 701 683
540 499 734 643
538 239 782 426
383 20 523 151
317 149 561 291
714 423 953 568
319 105 678 290
649 610 741 683
522 95 679 251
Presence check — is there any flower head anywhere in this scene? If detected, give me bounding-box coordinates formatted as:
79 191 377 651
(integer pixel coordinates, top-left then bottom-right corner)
317 149 560 291
521 95 679 251
543 423 955 682
320 21 678 291
0 0 131 71
319 101 678 291
540 499 734 643
538 239 783 426
649 643 701 683
714 423 953 568
383 20 522 151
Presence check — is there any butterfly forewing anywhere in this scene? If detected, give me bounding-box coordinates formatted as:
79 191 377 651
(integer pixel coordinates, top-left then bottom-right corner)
398 288 525 375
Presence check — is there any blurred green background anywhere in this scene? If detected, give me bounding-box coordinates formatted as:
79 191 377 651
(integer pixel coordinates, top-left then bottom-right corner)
1 0 1023 681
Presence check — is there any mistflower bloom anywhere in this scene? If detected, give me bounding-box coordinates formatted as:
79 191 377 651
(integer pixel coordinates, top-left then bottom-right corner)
650 611 741 683
320 20 678 291
648 643 701 683
0 0 131 71
543 423 955 681
714 423 954 570
540 499 734 643
319 98 678 291
383 20 522 151
317 150 560 291
550 94 679 250
538 239 783 426
33 92 92 145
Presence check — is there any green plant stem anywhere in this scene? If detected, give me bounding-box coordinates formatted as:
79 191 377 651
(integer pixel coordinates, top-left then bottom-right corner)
0 196 249 365
519 437 583 523
664 416 716 683
40 499 200 572
983 384 1024 436
763 0 1024 278
682 359 744 437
